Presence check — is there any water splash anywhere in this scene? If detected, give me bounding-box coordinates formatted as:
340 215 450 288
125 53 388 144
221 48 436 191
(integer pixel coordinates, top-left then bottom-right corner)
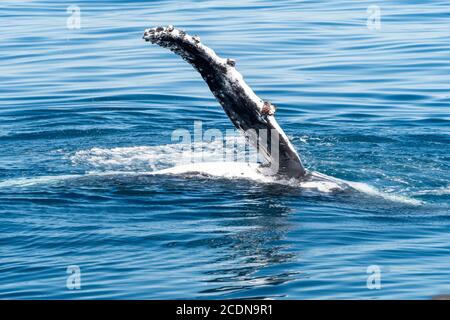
0 143 423 205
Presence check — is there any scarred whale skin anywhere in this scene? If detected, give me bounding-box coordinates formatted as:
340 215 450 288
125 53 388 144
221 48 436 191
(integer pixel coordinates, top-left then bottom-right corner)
143 25 306 178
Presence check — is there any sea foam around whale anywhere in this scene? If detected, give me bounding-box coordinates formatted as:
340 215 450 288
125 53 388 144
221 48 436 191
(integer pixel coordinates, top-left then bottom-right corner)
0 142 422 206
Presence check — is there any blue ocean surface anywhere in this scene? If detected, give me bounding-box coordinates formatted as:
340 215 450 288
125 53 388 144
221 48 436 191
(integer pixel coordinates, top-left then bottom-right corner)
0 0 449 299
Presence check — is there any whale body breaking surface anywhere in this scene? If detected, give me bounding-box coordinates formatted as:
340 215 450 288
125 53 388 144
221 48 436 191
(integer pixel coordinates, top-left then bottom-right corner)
143 25 307 179
138 26 421 205
142 25 359 188
0 26 423 207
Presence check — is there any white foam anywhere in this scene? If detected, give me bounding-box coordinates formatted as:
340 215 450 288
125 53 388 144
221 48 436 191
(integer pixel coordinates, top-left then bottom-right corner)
0 174 82 188
70 136 257 171
412 186 450 196
346 181 423 206
0 144 423 205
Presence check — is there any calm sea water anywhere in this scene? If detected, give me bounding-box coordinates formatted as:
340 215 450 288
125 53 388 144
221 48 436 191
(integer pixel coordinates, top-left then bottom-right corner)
0 0 449 299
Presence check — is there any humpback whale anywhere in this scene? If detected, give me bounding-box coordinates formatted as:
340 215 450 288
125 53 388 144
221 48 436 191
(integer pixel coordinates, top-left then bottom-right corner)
143 25 345 186
143 25 306 179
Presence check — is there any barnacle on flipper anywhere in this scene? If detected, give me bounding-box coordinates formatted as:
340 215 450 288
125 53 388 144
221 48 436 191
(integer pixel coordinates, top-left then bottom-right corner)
261 101 276 116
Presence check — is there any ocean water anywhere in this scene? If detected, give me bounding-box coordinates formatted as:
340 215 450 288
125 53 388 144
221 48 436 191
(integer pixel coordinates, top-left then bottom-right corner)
0 0 449 299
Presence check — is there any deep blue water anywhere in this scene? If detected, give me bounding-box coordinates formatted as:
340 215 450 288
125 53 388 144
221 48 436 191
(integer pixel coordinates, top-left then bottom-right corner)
0 0 449 299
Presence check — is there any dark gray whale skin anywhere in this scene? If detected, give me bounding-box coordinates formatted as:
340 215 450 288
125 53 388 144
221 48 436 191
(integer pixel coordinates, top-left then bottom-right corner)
143 26 306 178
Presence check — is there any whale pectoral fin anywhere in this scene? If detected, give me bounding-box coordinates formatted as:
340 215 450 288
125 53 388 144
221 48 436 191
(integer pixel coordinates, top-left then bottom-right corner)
143 26 307 178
